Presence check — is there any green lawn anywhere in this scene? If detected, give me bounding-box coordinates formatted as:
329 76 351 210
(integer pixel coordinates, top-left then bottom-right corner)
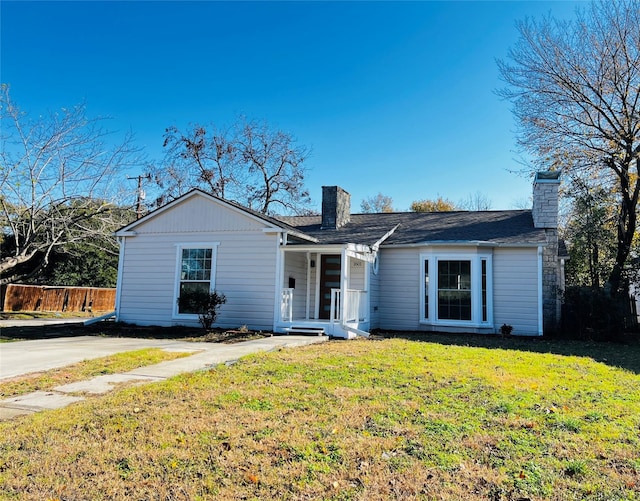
0 336 639 500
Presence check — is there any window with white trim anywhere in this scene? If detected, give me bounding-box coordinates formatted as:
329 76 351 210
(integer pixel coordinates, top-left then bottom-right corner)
175 244 218 315
421 252 492 326
437 260 472 320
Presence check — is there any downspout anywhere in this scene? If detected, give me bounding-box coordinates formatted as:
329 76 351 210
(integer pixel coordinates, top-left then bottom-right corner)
114 235 126 322
537 246 544 336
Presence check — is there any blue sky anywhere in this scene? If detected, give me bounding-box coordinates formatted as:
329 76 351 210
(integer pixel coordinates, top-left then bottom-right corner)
1 1 582 212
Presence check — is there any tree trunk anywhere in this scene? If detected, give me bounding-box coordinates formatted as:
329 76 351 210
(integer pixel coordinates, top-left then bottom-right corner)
607 192 636 297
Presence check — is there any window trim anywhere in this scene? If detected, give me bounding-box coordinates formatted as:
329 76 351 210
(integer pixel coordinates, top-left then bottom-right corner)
173 242 220 320
420 250 493 327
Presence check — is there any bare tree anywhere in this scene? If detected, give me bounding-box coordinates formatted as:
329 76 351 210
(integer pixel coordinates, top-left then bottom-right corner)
360 193 394 213
0 85 140 285
458 191 493 211
497 0 640 296
155 117 311 215
155 124 236 206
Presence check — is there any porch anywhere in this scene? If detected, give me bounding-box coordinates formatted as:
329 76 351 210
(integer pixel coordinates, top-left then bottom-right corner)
274 247 373 339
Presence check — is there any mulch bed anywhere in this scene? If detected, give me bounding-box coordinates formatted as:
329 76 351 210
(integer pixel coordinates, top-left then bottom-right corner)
0 318 273 343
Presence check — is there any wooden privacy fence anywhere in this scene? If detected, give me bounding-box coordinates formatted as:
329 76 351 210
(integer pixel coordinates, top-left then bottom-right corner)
2 284 116 313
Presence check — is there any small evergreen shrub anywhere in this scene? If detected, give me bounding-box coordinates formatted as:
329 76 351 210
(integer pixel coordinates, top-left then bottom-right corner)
500 323 513 336
178 290 227 330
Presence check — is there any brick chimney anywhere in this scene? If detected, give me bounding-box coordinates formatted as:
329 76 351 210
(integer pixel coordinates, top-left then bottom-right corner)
321 186 351 229
532 171 560 229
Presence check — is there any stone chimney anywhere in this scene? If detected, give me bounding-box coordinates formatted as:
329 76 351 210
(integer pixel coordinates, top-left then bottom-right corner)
532 171 560 229
321 186 351 229
532 170 561 334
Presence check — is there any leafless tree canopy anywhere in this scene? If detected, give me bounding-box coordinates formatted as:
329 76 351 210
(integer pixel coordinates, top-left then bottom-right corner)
154 118 311 215
0 86 140 285
497 0 640 295
458 191 493 211
360 193 394 213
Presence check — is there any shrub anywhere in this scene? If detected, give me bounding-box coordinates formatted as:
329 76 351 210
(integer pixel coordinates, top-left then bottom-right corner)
561 286 628 341
177 290 227 330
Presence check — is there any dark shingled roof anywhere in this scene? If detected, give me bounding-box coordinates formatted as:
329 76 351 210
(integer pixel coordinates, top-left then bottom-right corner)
277 210 547 247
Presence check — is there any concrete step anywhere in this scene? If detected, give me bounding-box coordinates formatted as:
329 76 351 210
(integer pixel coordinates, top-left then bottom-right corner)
284 326 325 336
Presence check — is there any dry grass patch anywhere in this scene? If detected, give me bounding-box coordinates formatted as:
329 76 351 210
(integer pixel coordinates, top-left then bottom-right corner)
0 349 192 398
0 338 639 500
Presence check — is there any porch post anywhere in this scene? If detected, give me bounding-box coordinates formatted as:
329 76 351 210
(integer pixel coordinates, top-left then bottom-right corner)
273 234 285 330
305 251 311 320
340 247 348 324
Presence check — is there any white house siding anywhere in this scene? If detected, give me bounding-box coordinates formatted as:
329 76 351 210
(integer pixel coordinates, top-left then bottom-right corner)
377 248 421 331
492 247 539 336
348 257 366 290
283 252 308 320
117 194 279 329
134 195 265 234
377 246 541 335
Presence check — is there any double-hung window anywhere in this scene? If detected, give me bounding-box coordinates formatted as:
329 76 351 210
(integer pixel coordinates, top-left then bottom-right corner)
174 243 219 316
421 251 492 326
437 260 472 320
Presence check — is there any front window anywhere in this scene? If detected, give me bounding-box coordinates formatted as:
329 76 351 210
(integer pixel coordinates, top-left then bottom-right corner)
437 260 471 320
421 252 492 326
176 245 217 315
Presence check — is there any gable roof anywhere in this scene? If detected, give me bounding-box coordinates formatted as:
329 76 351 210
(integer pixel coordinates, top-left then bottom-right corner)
117 189 547 248
278 210 547 247
115 189 318 242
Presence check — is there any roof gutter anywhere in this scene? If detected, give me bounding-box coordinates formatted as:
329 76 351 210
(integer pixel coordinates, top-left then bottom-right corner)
380 241 547 249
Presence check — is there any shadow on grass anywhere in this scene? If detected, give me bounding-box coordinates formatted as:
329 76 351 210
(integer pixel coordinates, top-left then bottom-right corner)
375 330 640 375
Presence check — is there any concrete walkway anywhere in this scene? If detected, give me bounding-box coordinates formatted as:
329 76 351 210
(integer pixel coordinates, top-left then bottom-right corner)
0 335 327 420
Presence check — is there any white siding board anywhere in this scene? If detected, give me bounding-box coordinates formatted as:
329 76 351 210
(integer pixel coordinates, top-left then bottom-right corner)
377 245 541 334
118 228 278 329
283 252 308 320
134 194 268 234
378 248 421 330
493 248 539 335
348 258 365 290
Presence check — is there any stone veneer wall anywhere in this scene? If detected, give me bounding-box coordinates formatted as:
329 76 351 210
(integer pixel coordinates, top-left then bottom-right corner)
533 172 561 333
542 228 561 332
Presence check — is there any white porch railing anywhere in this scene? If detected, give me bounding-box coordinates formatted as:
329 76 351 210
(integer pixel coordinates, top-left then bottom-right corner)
345 289 367 322
281 288 294 322
281 287 367 324
330 289 341 322
330 289 367 323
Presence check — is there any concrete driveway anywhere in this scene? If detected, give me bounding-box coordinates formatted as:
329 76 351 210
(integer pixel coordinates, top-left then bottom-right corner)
0 336 207 380
0 335 327 380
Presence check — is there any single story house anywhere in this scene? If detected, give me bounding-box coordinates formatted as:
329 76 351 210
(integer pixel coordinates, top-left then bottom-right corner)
114 172 564 338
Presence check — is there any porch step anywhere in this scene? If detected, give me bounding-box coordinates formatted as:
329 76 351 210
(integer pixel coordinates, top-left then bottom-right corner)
284 326 325 336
